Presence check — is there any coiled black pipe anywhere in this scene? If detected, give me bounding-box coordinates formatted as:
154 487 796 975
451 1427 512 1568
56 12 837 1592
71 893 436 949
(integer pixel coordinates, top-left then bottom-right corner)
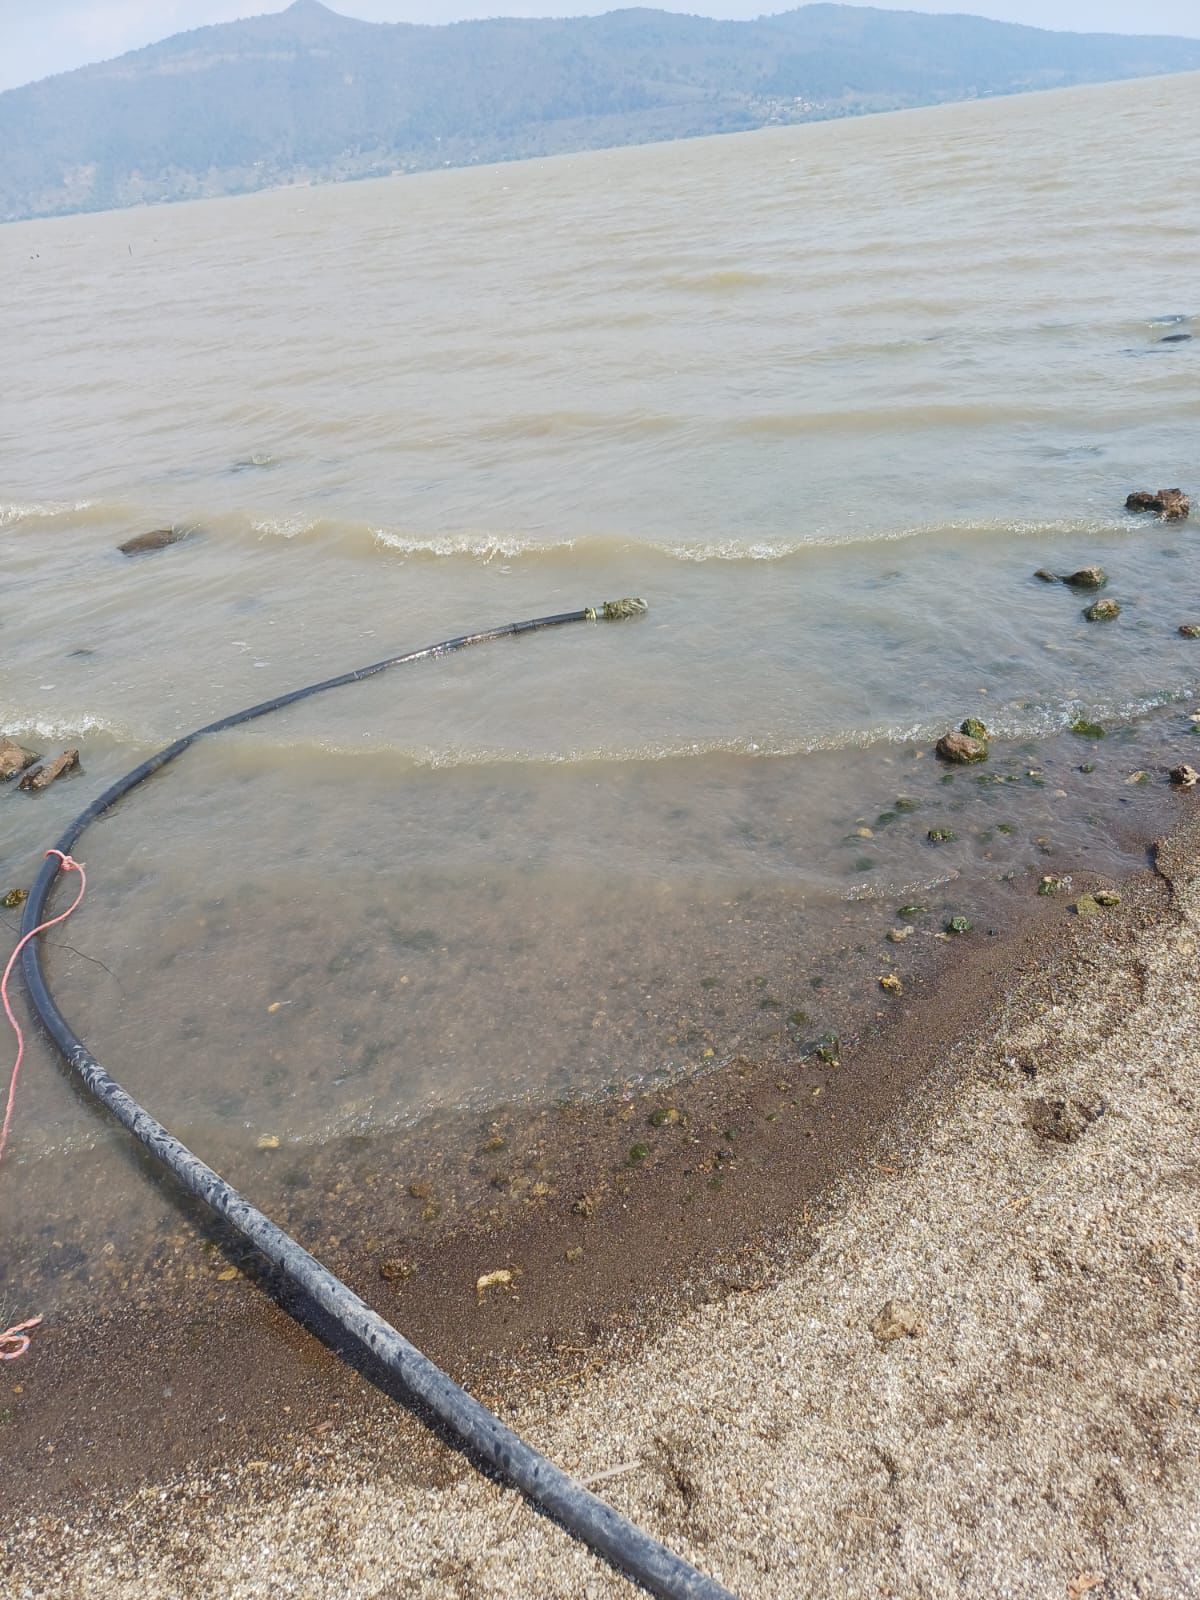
19 602 736 1600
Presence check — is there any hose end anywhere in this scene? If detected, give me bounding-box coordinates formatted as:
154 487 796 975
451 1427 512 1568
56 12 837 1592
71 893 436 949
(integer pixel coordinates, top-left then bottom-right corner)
592 597 648 621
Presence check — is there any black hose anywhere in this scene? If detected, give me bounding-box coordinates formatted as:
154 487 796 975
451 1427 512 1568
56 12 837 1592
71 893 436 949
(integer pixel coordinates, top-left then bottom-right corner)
19 603 737 1600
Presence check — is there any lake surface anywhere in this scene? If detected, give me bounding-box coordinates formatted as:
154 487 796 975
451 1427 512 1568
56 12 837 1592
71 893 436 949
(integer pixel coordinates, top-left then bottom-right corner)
1 73 1198 1276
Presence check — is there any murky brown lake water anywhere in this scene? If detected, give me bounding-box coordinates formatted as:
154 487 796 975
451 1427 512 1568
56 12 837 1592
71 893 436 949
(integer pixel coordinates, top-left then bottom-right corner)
1 73 1198 1294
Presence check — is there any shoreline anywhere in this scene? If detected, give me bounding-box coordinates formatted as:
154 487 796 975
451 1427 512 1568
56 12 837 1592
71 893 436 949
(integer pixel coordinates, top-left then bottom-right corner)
8 795 1199 1594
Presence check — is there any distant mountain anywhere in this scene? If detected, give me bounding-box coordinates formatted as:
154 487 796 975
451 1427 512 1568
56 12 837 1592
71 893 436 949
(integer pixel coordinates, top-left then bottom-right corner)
2 1 1198 221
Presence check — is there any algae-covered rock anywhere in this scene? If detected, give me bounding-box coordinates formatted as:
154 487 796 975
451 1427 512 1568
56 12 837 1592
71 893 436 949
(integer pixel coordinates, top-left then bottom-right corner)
945 915 972 934
1 887 27 910
879 973 903 995
1070 719 1105 740
1179 623 1200 638
897 904 928 919
959 717 989 742
1094 890 1122 907
927 827 956 843
1038 876 1066 896
648 1107 681 1128
1085 598 1121 622
936 730 988 764
1074 894 1102 918
887 926 912 943
0 737 39 781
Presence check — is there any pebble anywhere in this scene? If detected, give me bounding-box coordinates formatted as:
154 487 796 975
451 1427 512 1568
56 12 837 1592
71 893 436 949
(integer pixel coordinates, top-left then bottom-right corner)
869 1298 921 1342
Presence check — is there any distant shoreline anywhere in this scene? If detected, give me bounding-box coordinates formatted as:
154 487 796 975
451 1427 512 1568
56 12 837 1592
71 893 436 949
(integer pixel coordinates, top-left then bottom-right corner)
5 0 1199 225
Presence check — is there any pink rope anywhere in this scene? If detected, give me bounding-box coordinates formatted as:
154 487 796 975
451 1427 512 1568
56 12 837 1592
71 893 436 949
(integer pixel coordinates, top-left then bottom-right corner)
0 848 87 1360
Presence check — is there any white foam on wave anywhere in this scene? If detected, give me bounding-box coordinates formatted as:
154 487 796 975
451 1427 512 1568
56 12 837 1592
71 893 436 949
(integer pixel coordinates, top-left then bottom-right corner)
371 526 579 561
364 514 1133 566
0 705 135 743
0 499 95 529
250 513 316 539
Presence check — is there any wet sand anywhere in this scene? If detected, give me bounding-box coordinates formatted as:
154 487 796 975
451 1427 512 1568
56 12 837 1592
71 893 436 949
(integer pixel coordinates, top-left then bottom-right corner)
7 795 1200 1595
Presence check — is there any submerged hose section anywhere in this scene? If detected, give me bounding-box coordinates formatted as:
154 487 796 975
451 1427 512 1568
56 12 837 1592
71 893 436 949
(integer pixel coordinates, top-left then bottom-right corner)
19 603 736 1600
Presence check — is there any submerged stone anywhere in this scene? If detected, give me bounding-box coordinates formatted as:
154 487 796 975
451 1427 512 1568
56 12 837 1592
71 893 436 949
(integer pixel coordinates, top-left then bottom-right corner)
1179 623 1200 638
1084 598 1121 622
1 887 28 909
936 730 988 764
1170 764 1199 787
945 915 972 934
1070 719 1106 740
927 827 956 843
118 526 188 556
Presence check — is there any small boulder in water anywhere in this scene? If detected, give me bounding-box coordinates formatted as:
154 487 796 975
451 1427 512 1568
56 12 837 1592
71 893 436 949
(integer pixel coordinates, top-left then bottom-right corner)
118 526 187 556
0 737 39 781
1179 623 1200 638
1170 764 1199 788
1125 488 1189 520
18 749 80 790
1035 565 1107 588
1085 598 1121 622
1062 566 1107 590
936 729 988 764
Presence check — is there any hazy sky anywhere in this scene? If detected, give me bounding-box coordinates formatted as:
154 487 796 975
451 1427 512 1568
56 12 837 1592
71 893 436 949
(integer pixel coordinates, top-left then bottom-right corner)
2 0 1199 92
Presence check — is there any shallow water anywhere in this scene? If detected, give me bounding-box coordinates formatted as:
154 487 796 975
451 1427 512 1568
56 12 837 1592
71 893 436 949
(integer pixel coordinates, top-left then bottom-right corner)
1 73 1198 1277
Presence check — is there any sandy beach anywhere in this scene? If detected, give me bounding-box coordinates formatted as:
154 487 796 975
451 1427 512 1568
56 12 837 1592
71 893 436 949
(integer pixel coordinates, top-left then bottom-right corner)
7 789 1199 1598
